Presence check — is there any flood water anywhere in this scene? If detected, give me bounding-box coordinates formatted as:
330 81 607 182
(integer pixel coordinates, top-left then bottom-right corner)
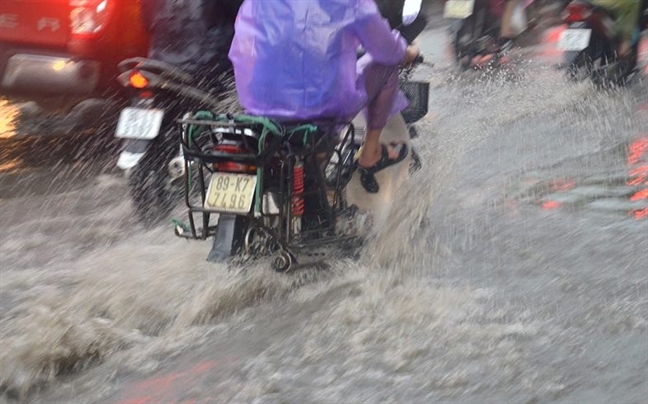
1 20 647 404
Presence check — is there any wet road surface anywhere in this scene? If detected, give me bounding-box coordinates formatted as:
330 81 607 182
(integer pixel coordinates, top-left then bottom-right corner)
1 16 647 404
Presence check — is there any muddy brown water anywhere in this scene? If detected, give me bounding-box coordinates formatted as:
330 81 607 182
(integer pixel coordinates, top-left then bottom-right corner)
1 25 647 404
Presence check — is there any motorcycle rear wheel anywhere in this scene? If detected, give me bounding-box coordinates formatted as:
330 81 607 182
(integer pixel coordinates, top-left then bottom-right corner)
127 133 179 225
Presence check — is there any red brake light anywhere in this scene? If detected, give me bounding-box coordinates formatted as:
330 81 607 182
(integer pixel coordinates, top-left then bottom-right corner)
563 3 593 23
214 144 256 174
70 0 113 37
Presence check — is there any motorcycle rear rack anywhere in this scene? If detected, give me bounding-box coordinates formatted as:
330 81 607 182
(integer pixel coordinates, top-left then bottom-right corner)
175 113 360 260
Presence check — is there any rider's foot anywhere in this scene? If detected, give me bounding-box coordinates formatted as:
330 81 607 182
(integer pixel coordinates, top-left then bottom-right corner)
496 37 514 56
357 142 404 168
357 142 408 193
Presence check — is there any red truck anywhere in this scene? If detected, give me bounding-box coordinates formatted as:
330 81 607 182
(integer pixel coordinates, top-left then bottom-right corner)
0 0 149 104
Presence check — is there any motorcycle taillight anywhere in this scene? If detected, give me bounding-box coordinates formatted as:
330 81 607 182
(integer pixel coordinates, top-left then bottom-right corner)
563 3 593 23
129 71 149 89
214 143 256 174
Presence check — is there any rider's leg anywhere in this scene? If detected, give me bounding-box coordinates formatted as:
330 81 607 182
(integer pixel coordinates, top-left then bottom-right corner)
357 57 403 170
500 0 518 40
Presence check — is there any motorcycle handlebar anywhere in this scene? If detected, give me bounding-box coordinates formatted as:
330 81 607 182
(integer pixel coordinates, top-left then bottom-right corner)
118 57 195 85
404 54 434 69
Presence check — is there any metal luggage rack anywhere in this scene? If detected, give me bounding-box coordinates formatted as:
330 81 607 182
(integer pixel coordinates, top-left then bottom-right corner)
174 111 359 255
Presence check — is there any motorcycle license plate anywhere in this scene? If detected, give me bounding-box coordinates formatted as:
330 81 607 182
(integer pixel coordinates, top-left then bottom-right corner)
558 29 592 51
443 0 474 19
204 173 257 213
115 108 164 140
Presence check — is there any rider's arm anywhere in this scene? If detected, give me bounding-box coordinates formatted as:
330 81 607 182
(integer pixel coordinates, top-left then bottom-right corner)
352 0 408 65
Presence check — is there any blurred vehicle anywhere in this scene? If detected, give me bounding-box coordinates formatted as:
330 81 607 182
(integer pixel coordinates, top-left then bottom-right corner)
444 0 562 69
558 0 646 87
114 0 243 224
0 0 149 110
114 57 237 224
444 0 540 69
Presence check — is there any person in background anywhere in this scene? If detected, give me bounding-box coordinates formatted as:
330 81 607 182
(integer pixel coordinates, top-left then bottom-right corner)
591 0 642 57
590 0 643 82
139 0 242 86
498 0 522 54
229 0 420 193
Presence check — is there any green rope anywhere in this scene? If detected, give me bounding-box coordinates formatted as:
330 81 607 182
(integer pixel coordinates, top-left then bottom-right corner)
185 110 216 192
186 110 215 146
286 124 319 146
170 218 190 234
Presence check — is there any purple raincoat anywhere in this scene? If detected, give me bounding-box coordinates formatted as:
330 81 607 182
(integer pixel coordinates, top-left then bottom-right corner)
228 0 408 122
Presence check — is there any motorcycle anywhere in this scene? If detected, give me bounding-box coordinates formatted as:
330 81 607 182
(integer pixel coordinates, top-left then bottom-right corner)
114 58 236 224
444 0 538 69
558 0 645 86
163 4 430 272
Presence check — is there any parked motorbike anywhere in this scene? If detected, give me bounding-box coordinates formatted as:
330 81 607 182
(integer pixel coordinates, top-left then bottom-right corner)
444 0 537 69
167 5 430 271
559 1 644 86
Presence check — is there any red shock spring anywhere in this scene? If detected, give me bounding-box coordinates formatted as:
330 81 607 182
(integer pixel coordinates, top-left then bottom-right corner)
292 161 305 216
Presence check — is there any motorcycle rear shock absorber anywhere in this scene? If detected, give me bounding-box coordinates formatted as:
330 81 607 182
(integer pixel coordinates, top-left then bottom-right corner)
291 159 305 234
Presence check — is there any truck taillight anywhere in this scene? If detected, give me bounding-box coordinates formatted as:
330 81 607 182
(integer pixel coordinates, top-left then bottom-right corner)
70 0 113 37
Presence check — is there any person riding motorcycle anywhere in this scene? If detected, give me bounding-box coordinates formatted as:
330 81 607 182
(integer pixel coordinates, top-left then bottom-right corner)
140 0 241 78
498 0 520 53
591 0 642 56
228 0 420 194
120 0 242 223
589 0 643 80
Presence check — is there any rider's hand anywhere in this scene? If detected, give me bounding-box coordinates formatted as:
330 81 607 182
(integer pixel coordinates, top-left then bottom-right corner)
402 44 420 65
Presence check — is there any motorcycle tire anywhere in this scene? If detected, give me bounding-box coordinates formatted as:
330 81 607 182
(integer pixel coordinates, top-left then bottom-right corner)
566 30 616 83
127 131 179 225
566 50 593 81
453 18 475 69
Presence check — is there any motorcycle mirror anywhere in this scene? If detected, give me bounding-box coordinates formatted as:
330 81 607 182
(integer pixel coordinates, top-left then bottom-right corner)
402 0 422 26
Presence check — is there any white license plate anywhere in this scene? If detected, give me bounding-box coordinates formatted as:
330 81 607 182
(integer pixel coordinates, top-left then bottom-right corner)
558 29 592 51
444 0 474 19
115 107 164 140
204 173 257 213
